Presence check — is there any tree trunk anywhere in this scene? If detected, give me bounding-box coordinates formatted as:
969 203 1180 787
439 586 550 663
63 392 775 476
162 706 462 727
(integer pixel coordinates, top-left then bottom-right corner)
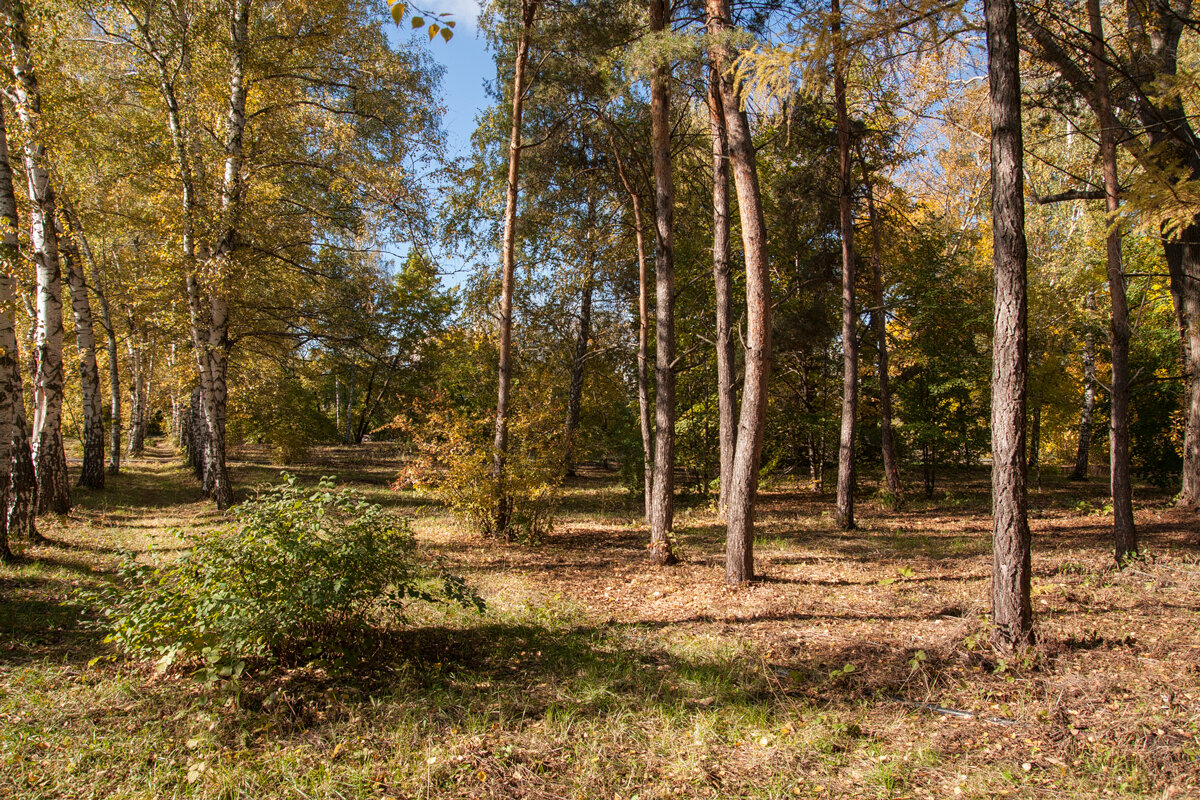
1028 404 1041 479
492 0 538 536
58 219 104 488
64 201 120 474
710 0 772 585
4 0 69 514
709 64 737 517
184 0 249 510
858 149 900 498
563 262 594 474
647 0 677 566
1070 328 1095 480
609 136 654 524
0 102 24 559
1086 0 1135 562
833 0 858 531
343 361 355 445
985 0 1034 652
126 328 146 457
1166 230 1200 506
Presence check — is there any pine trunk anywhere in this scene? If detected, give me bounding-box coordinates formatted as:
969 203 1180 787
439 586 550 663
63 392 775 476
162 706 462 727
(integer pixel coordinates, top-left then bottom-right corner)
492 0 537 535
710 0 772 585
1086 0 1136 562
648 0 678 566
709 65 737 517
1071 329 1095 480
1167 230 1200 506
563 264 594 473
859 155 900 498
610 138 654 524
985 0 1034 652
833 0 858 530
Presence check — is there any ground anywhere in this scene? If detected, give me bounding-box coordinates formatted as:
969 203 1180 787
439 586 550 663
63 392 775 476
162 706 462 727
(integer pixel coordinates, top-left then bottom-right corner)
2 442 1199 799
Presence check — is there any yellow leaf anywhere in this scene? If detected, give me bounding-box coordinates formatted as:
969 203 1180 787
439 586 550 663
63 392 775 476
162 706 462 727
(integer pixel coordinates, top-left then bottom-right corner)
428 23 439 40
411 16 424 28
388 1 406 25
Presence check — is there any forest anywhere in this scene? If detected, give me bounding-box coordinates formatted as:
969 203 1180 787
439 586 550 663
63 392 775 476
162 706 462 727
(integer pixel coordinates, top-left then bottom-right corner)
0 0 1198 796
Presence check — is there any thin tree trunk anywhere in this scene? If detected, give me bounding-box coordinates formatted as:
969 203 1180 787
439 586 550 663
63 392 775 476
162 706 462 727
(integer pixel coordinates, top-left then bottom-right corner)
58 218 104 488
1166 230 1200 506
609 135 654 523
563 261 594 474
710 0 772 585
1071 328 1095 480
986 0 1034 652
4 0 69 514
0 101 25 559
648 0 678 566
1087 0 1136 562
343 361 356 445
708 64 737 517
127 330 146 457
185 0 249 510
1028 404 1041 478
492 0 538 535
857 147 900 498
833 0 858 531
64 202 120 474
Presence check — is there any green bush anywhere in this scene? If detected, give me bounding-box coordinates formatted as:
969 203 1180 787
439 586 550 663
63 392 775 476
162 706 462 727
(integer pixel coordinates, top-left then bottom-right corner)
91 476 483 677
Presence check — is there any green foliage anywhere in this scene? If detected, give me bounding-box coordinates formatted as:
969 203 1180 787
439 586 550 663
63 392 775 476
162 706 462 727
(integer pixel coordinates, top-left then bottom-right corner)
89 477 483 676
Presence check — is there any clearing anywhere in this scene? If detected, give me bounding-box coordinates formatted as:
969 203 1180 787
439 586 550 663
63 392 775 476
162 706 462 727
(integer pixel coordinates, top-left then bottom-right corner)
2 442 1198 799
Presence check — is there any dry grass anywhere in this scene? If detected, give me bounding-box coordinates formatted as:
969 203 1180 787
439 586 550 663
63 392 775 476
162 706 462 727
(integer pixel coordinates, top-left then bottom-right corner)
2 443 1198 798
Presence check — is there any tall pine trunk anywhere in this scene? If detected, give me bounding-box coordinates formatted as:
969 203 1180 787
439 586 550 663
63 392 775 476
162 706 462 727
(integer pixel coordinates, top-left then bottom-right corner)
1070 328 1095 480
58 219 104 488
710 0 772 585
4 0 69 514
832 0 858 530
1086 0 1136 562
858 151 900 498
610 137 654 523
492 0 538 535
708 64 737 517
648 0 677 565
986 0 1034 652
563 262 594 474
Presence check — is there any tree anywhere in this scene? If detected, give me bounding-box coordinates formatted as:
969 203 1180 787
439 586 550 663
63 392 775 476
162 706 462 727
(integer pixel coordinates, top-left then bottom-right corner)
708 0 773 584
831 0 858 530
3 0 70 514
986 0 1034 652
1083 0 1135 562
647 0 678 565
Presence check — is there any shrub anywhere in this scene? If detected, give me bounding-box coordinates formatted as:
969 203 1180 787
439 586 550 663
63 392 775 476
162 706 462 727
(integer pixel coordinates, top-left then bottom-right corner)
91 476 483 677
395 395 561 542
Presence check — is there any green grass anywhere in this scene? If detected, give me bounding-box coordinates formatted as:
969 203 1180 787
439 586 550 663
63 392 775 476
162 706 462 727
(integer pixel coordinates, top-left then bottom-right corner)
2 442 1198 798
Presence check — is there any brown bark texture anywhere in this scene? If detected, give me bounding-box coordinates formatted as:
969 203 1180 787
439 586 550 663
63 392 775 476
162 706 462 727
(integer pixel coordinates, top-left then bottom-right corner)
832 0 858 531
710 0 773 585
492 0 538 535
986 0 1034 652
648 0 677 566
1086 0 1136 562
709 65 737 517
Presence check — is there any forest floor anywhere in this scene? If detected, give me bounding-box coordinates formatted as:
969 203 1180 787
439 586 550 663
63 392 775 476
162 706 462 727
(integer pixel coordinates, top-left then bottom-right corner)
2 441 1199 799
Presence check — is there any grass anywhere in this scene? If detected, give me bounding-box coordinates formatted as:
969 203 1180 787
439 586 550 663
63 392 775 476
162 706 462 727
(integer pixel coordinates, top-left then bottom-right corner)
2 442 1199 798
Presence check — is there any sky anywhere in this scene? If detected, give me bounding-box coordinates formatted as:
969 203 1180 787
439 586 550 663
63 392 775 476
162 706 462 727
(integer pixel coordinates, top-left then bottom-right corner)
389 0 494 154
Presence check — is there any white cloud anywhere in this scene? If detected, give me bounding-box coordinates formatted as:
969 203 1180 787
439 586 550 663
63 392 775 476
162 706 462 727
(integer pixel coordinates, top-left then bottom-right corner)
420 0 481 30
